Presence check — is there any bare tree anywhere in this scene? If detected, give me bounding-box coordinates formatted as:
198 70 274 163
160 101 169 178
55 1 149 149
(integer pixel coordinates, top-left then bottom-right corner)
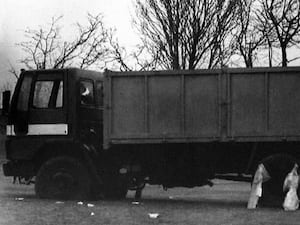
8 61 19 79
207 0 239 68
255 1 278 67
108 37 132 71
18 14 112 70
232 0 275 68
109 34 160 71
235 0 268 68
134 0 240 70
261 0 300 67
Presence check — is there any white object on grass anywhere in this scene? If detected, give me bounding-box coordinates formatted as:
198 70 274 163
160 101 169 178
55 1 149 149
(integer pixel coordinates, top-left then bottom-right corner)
247 164 270 209
283 164 299 211
148 213 160 219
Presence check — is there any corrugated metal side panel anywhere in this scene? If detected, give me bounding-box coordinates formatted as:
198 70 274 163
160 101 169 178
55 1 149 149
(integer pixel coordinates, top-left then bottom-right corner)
229 72 266 137
268 71 300 135
104 67 300 148
148 76 182 135
104 71 221 147
110 76 145 136
229 69 300 138
184 74 220 137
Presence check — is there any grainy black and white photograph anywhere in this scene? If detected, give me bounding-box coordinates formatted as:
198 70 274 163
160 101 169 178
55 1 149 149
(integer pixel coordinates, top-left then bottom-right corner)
1 0 300 224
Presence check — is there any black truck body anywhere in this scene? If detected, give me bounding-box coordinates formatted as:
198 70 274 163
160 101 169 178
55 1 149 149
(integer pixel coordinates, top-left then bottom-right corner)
3 67 300 199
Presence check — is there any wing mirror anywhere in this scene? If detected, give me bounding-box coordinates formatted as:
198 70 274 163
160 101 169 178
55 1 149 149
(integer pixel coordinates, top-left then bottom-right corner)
2 90 11 116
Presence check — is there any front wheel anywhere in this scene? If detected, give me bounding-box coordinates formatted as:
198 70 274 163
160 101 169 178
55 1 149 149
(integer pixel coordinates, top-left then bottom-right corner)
35 156 91 200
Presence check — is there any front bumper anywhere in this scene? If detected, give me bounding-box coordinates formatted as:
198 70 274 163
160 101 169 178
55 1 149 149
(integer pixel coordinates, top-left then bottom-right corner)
2 161 35 177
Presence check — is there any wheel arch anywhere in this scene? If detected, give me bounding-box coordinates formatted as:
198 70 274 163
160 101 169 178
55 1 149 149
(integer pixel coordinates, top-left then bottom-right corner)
33 140 85 170
33 140 103 190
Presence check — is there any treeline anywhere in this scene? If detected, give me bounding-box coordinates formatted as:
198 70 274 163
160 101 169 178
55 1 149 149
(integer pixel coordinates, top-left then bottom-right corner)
133 0 300 70
11 0 300 75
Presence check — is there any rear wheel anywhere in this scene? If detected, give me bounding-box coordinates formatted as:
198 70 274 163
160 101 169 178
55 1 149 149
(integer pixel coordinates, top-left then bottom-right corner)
35 156 91 200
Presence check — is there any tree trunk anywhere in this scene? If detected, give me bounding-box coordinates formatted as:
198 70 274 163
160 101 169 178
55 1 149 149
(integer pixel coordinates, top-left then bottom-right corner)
281 45 287 67
268 47 273 68
266 38 273 68
245 60 253 68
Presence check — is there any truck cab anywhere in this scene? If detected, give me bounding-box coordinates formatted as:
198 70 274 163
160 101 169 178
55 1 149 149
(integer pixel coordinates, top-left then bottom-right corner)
3 68 104 199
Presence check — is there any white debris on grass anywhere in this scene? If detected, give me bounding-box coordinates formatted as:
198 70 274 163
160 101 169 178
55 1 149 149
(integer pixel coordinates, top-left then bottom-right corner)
55 201 64 204
87 203 95 207
132 201 140 205
15 197 24 201
283 164 299 211
148 213 160 219
90 212 95 216
77 201 84 205
247 164 270 209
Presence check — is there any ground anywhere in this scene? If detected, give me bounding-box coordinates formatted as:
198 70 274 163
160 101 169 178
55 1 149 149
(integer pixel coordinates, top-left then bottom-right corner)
1 133 300 225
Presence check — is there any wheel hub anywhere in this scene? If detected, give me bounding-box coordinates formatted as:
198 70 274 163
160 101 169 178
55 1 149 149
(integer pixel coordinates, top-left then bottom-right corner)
53 172 74 190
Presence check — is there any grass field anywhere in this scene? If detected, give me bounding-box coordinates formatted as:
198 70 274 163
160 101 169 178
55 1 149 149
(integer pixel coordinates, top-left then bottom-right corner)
1 175 300 225
1 132 300 224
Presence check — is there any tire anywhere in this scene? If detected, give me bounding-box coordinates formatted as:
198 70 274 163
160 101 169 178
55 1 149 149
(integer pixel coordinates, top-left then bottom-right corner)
35 156 91 200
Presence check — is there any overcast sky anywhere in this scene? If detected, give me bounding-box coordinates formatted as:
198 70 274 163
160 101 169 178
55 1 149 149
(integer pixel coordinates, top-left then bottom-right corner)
1 0 300 88
0 0 139 86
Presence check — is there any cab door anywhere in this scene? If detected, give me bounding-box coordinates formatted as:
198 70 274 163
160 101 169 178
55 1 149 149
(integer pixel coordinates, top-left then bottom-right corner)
27 72 67 135
10 71 67 136
7 71 67 160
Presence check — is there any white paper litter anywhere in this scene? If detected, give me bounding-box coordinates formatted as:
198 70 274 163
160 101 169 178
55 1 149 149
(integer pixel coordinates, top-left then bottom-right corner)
55 201 64 204
247 164 269 209
255 184 262 197
87 203 95 207
283 164 299 211
132 201 140 205
77 202 84 205
90 212 95 216
15 197 24 201
148 213 160 219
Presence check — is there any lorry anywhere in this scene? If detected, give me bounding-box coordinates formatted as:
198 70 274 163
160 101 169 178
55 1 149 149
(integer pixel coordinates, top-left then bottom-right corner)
2 67 300 200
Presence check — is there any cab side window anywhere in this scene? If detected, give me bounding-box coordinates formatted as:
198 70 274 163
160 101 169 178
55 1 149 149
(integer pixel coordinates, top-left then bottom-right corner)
33 80 63 108
80 80 94 105
56 81 63 107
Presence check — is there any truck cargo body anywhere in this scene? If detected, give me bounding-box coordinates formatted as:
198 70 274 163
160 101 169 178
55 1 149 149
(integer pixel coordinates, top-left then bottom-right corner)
104 67 300 147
